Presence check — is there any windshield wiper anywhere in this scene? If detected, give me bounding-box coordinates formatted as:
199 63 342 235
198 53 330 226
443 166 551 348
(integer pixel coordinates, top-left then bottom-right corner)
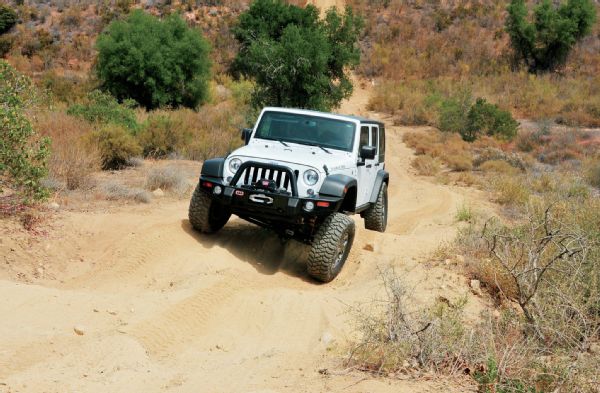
312 144 331 154
276 139 289 147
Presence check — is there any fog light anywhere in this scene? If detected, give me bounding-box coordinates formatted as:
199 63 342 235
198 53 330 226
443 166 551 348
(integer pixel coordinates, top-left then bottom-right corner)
214 185 223 195
304 201 315 211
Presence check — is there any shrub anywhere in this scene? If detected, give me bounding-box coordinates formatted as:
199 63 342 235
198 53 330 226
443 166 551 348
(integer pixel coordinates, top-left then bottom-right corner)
440 93 518 142
137 114 190 158
411 155 441 176
438 89 472 135
479 160 520 175
89 126 142 170
145 166 190 196
0 61 49 202
34 112 100 190
492 176 530 206
0 36 11 57
442 152 473 171
0 5 17 35
67 91 138 131
42 72 90 104
232 0 363 111
466 98 518 142
96 10 211 110
506 0 597 72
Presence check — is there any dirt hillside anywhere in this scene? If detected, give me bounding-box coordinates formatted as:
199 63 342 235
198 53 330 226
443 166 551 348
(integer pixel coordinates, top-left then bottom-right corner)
0 79 492 392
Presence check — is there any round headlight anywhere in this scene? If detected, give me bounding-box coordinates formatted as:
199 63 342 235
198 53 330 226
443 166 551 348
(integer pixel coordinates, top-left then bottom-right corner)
229 158 242 173
303 169 319 186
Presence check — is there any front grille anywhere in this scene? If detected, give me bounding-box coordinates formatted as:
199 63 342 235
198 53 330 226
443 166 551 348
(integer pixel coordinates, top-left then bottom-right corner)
230 161 299 196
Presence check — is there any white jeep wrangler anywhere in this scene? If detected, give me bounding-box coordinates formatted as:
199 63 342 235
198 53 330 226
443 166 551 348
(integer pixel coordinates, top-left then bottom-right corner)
189 107 389 282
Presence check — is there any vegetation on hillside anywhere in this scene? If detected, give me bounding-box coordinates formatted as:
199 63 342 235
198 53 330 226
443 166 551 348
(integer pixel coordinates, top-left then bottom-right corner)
507 0 596 72
96 10 211 110
232 0 363 110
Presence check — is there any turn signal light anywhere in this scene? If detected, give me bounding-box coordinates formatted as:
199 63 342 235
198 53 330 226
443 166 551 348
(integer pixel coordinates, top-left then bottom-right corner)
202 181 213 188
316 201 330 207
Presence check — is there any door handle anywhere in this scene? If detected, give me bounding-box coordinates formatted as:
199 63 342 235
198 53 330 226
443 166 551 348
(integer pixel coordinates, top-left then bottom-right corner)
366 164 372 168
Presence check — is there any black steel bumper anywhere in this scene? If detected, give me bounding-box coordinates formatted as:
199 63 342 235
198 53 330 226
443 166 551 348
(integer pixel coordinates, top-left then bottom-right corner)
198 176 342 224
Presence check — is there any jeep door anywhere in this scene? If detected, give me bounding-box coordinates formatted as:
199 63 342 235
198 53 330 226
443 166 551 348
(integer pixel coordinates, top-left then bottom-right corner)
356 124 379 207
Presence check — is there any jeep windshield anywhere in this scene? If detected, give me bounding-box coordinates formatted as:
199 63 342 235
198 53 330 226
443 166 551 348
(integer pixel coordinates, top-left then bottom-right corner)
254 111 356 152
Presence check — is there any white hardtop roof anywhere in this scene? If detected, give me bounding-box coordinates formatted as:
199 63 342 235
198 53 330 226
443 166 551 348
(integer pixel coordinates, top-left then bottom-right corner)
261 107 384 126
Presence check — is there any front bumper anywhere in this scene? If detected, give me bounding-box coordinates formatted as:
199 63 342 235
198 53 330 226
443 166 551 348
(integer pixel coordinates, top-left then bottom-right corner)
199 176 342 224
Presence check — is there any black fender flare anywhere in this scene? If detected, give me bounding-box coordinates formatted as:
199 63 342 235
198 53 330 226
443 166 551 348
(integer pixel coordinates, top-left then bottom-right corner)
319 174 357 212
369 170 389 204
200 158 226 179
319 174 357 197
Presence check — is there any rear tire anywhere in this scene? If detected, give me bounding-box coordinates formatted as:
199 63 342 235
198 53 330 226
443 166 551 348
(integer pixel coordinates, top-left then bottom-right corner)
188 183 230 233
307 213 355 283
364 182 388 232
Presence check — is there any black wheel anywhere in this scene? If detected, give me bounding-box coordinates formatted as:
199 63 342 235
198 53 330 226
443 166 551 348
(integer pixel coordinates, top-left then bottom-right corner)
307 213 355 283
364 182 388 232
188 183 231 233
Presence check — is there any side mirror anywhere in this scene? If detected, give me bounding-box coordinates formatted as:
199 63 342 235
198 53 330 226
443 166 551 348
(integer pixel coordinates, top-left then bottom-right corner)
241 128 252 145
360 145 376 160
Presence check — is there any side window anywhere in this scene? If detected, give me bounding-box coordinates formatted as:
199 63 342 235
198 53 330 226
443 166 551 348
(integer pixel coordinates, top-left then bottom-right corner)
379 125 385 162
360 126 369 147
370 126 379 154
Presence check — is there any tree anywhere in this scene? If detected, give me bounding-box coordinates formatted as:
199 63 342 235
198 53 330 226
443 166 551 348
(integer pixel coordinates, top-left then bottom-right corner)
232 0 363 111
96 10 211 110
0 5 17 35
506 0 596 72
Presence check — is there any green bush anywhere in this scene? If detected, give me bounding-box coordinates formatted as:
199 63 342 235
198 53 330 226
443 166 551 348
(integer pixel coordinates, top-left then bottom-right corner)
438 89 472 137
506 0 596 72
0 5 17 35
89 126 142 170
0 61 49 202
96 10 211 110
137 114 190 158
439 93 518 142
67 91 138 131
232 0 363 111
0 36 11 57
466 98 519 141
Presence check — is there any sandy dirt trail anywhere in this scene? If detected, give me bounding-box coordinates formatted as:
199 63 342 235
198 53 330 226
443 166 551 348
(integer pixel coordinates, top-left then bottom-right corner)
0 83 487 392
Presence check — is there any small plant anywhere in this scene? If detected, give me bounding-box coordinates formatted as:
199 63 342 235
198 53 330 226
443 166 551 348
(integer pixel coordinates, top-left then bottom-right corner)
585 158 600 188
89 126 142 170
455 202 473 222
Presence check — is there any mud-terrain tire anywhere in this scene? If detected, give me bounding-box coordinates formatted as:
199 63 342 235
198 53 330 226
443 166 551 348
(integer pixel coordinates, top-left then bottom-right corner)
188 184 231 233
364 182 388 232
307 213 355 283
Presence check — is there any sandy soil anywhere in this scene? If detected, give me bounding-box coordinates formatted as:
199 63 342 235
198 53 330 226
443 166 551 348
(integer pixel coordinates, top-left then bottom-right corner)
0 82 494 392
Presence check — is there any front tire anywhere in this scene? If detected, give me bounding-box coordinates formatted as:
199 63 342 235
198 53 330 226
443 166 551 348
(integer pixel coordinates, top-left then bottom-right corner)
188 184 231 233
307 213 355 283
364 182 388 232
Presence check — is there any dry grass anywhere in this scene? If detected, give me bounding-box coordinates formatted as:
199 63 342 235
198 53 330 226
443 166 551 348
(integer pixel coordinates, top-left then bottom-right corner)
410 155 441 176
33 111 101 190
101 181 151 204
144 166 190 196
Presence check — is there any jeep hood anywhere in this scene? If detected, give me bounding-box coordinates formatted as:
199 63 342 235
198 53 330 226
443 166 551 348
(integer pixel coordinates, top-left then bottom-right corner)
229 142 355 173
